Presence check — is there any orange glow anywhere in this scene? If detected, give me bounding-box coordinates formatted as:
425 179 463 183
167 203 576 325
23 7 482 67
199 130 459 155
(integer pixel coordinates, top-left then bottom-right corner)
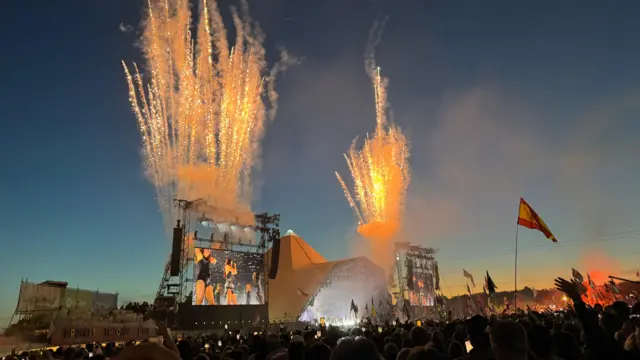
579 250 621 306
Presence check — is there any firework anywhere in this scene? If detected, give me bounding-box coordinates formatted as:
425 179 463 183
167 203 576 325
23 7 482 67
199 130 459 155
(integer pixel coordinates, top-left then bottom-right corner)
123 0 281 230
336 67 410 268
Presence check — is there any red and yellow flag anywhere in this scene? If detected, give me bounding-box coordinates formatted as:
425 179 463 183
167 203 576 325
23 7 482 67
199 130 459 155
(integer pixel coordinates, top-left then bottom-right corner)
517 197 557 242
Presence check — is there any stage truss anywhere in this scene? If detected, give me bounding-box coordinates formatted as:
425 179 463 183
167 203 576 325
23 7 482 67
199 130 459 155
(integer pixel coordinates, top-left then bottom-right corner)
154 199 280 312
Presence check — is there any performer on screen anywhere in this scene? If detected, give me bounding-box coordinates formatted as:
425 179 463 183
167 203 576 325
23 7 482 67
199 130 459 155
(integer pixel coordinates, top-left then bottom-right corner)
194 248 217 305
214 283 223 305
245 283 252 305
224 258 238 305
253 272 264 304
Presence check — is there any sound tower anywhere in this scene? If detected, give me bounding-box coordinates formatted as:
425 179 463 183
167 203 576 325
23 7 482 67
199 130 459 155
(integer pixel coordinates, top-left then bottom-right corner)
170 220 183 277
268 236 281 279
406 258 414 291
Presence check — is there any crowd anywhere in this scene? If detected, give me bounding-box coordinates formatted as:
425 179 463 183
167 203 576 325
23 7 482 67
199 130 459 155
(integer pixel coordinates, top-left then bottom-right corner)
5 278 640 360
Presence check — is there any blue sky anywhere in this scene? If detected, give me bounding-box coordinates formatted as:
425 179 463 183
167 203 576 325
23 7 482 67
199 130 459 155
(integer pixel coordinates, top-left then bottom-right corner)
1 0 640 325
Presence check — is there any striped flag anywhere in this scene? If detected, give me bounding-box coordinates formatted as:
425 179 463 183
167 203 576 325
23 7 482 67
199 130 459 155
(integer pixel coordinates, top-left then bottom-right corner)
517 197 557 242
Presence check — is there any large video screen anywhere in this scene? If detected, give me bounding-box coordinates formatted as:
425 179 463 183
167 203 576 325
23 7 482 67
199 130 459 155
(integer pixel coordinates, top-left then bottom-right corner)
192 248 265 306
396 251 435 306
408 267 434 306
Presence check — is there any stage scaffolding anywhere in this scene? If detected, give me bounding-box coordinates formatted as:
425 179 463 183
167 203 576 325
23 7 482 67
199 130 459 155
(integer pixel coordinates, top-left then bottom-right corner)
393 242 439 310
154 199 280 326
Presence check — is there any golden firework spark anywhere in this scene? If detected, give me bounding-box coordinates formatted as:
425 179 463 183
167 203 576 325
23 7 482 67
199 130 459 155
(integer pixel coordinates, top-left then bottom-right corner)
336 67 410 265
123 0 280 229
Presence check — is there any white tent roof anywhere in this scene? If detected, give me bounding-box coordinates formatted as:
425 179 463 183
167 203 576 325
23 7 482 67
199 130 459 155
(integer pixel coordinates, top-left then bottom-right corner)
267 233 385 322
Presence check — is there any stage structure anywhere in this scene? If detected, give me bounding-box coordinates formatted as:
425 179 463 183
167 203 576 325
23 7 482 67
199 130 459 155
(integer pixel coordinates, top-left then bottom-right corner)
154 198 280 329
7 280 118 338
267 231 389 327
393 242 439 317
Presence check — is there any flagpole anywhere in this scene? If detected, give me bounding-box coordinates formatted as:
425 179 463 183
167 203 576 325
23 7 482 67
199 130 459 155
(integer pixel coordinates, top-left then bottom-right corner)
514 222 520 310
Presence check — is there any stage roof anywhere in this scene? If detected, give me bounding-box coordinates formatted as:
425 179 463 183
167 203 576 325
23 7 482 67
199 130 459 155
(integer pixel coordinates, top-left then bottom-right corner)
267 233 385 322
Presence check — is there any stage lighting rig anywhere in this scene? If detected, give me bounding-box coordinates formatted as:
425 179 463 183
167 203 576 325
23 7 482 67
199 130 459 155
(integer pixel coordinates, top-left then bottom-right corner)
255 212 281 248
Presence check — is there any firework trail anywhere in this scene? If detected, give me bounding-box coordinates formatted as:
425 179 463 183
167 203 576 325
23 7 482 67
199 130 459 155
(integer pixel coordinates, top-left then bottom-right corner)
123 0 287 231
335 65 411 269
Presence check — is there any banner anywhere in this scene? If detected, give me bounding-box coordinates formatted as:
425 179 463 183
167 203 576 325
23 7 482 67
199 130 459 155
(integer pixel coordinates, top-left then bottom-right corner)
92 292 119 312
49 320 156 345
61 288 94 310
16 283 63 312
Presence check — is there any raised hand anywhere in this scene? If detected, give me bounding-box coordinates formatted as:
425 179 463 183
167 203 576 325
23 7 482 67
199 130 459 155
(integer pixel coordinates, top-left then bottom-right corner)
554 277 581 301
156 320 169 337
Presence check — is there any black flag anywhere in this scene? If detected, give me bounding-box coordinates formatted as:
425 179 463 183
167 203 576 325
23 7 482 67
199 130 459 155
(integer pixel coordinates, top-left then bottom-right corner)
486 271 497 294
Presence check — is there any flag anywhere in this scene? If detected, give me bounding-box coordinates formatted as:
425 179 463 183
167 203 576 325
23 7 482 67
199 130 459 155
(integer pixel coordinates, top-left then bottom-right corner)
572 269 584 283
475 294 485 310
403 301 411 319
608 279 620 294
350 299 357 314
587 273 596 290
576 282 588 295
371 297 377 318
463 269 476 288
482 285 487 295
486 271 497 294
517 197 557 242
434 262 441 291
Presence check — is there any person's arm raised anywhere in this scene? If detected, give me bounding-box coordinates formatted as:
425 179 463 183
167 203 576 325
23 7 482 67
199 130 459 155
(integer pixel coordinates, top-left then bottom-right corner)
156 321 179 355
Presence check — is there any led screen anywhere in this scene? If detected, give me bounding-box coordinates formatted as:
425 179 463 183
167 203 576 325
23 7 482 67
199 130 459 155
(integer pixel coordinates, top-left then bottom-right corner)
192 248 265 305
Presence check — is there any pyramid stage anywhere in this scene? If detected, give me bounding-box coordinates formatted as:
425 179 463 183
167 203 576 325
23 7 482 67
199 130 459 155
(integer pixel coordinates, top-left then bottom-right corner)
265 231 391 327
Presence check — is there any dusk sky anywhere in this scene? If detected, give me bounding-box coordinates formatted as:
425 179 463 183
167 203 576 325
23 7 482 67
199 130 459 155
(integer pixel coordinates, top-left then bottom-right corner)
1 0 640 325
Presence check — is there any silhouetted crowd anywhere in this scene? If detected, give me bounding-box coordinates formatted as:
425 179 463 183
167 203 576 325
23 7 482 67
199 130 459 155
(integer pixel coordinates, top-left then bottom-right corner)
6 278 640 360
